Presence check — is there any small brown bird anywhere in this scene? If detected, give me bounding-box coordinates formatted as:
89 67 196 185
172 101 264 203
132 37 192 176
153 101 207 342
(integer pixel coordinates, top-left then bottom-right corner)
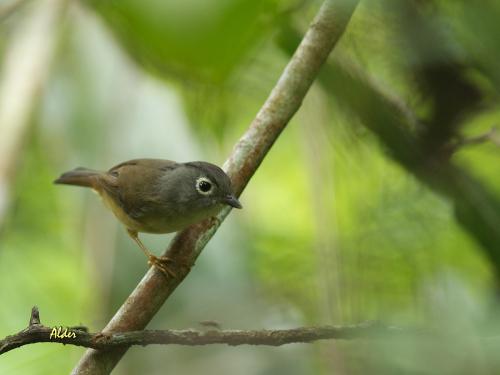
55 159 241 277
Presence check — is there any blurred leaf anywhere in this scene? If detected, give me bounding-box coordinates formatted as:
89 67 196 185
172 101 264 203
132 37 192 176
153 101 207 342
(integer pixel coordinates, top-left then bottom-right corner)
437 0 500 95
87 0 282 84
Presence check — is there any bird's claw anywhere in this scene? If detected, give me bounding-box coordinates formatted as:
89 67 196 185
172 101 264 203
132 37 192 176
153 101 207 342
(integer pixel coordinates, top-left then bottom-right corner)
147 255 177 278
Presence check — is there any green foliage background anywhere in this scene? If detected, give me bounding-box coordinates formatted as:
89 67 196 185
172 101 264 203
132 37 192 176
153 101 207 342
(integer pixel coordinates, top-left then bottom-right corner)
1 0 500 374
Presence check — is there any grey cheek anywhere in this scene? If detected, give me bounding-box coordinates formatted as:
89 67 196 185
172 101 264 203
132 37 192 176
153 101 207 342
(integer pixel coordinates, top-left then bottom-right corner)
209 203 224 216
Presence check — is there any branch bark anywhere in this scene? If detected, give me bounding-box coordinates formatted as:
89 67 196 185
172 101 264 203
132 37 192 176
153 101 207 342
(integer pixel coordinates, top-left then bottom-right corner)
72 0 359 373
0 307 409 355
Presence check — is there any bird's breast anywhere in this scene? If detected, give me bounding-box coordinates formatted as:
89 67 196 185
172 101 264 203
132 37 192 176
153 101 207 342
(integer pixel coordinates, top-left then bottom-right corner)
97 189 222 234
97 190 148 232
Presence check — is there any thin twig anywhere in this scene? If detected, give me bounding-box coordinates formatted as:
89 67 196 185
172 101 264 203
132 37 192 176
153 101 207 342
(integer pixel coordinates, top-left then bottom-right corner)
278 27 500 278
452 127 500 152
72 1 360 374
0 307 411 355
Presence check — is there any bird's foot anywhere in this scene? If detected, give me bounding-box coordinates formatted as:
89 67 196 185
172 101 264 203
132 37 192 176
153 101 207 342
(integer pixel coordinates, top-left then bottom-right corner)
147 255 177 278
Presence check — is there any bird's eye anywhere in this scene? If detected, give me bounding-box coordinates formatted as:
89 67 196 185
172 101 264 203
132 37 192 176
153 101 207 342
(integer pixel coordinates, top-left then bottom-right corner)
199 181 211 192
196 177 213 195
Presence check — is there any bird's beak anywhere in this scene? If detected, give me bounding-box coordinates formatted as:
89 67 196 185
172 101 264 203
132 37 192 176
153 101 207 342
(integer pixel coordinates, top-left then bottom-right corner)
223 195 242 209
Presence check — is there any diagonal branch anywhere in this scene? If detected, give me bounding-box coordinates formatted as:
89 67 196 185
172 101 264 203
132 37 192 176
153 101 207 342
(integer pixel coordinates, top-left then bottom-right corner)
72 0 360 373
0 307 411 355
283 22 500 280
314 57 500 279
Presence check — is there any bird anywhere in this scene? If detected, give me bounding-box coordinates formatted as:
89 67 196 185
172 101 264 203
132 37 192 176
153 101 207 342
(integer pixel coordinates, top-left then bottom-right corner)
54 158 242 277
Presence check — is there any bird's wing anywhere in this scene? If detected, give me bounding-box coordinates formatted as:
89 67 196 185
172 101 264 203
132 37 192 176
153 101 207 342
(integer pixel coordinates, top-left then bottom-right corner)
103 159 179 220
108 158 178 174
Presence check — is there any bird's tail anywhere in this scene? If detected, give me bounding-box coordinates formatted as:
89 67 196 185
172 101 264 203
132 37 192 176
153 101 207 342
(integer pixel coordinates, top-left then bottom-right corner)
54 167 102 188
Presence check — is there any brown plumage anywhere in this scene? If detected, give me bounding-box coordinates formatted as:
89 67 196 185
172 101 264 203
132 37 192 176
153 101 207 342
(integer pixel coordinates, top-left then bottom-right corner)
55 158 241 277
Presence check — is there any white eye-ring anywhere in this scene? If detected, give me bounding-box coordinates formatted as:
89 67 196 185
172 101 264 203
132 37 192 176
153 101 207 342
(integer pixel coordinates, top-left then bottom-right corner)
195 177 214 195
